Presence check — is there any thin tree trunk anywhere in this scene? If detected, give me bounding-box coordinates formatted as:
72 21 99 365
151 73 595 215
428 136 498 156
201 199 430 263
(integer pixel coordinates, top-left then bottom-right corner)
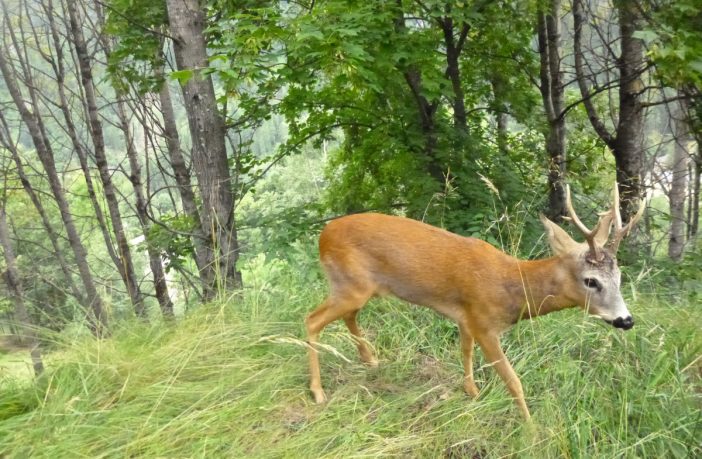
402 67 443 183
90 1 177 316
157 73 211 298
0 47 107 335
688 106 701 239
668 99 690 261
690 151 701 239
0 207 44 376
165 0 242 294
0 115 83 305
491 72 510 155
43 0 122 271
393 0 443 184
538 0 567 221
573 0 645 222
66 0 145 316
116 99 175 316
496 109 509 156
439 9 469 134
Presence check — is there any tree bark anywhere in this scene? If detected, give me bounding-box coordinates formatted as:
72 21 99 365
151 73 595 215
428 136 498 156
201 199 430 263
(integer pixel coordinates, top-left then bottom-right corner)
538 1 567 221
496 107 509 157
165 0 242 295
439 9 469 134
613 0 646 218
43 0 123 272
0 114 84 305
90 2 177 316
684 89 700 241
0 47 107 335
668 102 690 261
0 207 44 376
689 145 701 239
157 73 211 298
116 99 175 317
393 1 443 184
66 0 145 316
573 0 646 222
402 68 443 183
573 0 616 149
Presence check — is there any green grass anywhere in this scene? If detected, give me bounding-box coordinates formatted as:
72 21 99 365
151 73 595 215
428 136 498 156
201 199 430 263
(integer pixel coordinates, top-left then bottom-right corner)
0 262 700 458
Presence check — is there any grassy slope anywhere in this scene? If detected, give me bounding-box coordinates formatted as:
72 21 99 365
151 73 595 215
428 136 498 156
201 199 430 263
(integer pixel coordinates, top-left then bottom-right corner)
0 263 700 458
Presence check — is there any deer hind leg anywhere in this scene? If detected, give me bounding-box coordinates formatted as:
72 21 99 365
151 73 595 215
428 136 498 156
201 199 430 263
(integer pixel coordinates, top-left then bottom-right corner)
476 333 531 420
305 289 373 404
343 310 378 367
458 323 479 397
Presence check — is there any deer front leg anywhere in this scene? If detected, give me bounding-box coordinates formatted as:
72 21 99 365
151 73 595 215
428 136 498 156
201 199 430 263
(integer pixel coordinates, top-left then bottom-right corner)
476 333 531 420
458 323 479 397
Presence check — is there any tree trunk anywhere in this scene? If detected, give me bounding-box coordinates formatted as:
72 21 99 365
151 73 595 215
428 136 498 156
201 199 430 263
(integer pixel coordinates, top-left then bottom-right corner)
668 100 691 261
157 74 211 298
538 1 567 221
496 109 509 156
690 152 701 239
573 0 645 222
439 11 469 134
402 68 443 183
393 1 443 184
66 0 145 316
0 47 107 335
613 0 646 219
165 0 242 294
43 0 123 273
0 114 84 305
91 4 177 317
0 207 44 376
116 99 175 317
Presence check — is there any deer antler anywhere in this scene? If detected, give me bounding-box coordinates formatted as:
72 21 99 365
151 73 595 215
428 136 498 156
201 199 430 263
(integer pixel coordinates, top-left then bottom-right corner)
609 183 645 253
565 185 605 262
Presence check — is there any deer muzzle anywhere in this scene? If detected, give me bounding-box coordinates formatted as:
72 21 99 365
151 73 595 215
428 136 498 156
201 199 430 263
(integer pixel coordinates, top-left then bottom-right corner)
607 315 634 330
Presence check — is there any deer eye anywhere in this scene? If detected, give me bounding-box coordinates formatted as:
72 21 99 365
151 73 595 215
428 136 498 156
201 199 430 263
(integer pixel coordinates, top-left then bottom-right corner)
584 278 602 291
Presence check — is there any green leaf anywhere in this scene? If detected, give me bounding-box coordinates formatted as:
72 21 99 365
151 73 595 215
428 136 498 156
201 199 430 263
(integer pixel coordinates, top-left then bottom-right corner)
632 29 659 44
169 69 194 85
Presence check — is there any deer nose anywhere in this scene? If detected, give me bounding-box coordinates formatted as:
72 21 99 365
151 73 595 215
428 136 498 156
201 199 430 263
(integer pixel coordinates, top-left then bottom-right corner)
612 315 634 330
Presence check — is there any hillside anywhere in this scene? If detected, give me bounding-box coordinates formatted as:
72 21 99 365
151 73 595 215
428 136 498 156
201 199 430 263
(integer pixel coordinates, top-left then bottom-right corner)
1 263 699 458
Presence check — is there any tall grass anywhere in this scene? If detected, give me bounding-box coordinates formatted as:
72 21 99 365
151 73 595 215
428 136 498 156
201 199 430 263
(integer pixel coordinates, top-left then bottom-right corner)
0 253 700 458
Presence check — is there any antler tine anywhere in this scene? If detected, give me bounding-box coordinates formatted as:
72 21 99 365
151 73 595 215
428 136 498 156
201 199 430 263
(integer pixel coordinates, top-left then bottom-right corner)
565 185 603 261
612 181 623 231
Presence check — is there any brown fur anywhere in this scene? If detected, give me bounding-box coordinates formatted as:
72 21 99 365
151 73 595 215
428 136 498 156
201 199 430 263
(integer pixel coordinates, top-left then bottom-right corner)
305 212 628 419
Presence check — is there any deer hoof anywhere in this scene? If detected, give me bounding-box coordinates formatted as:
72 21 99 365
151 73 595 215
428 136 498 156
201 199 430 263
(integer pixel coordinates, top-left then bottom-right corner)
464 380 479 398
311 388 327 404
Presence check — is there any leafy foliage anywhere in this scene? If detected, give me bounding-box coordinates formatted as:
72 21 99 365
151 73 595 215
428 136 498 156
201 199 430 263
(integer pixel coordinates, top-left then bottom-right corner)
637 0 702 89
637 0 702 134
146 214 197 273
103 0 168 94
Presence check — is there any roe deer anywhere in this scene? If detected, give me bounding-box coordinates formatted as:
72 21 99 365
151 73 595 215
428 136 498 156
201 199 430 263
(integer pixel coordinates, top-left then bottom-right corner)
305 184 644 419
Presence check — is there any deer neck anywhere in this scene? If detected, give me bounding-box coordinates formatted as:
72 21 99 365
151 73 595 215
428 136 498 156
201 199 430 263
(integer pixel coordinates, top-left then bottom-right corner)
514 257 576 320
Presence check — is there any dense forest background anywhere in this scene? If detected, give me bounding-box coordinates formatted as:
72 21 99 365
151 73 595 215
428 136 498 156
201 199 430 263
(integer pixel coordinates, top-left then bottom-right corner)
0 0 700 457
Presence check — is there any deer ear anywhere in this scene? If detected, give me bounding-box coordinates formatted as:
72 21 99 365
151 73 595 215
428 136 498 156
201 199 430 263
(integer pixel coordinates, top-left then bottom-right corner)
540 214 580 256
593 211 613 247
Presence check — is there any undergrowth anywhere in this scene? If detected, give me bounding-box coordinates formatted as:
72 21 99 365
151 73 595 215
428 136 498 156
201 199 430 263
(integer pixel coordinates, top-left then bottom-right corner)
0 256 700 458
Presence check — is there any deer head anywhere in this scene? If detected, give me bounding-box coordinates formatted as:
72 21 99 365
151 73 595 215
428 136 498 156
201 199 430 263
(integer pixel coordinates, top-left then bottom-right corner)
540 183 645 330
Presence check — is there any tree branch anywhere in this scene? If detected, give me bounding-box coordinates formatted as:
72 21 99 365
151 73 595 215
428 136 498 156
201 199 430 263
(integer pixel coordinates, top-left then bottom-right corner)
573 0 615 148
